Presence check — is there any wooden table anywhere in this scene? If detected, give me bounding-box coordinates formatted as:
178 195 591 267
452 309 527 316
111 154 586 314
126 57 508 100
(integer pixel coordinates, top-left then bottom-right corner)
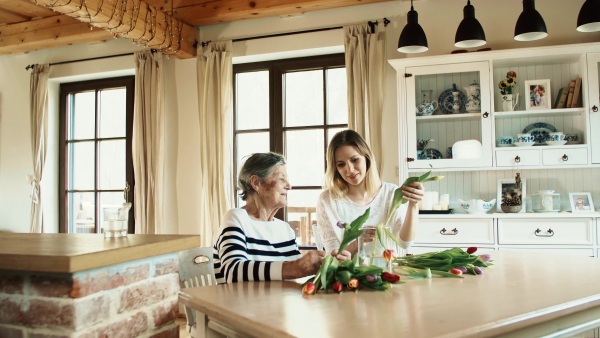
179 251 600 338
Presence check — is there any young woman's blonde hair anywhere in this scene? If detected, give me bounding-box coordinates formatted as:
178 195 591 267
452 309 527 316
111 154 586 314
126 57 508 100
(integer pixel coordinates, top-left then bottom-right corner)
324 130 381 199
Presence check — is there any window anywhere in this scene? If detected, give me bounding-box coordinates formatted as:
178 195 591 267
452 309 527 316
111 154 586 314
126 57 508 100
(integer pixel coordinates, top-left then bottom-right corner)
233 54 348 247
59 76 135 234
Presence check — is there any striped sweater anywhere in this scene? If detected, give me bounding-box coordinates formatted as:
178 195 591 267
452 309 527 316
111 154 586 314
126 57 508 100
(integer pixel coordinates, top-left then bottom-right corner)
213 208 302 284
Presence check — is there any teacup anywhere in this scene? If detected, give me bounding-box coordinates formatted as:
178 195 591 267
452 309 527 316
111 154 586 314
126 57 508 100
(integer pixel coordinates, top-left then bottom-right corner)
517 133 534 143
549 132 565 141
499 136 513 146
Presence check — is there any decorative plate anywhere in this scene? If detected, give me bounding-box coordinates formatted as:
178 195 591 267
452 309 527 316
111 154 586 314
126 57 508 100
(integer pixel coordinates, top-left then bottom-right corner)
423 148 443 159
546 140 567 146
522 122 558 145
438 89 467 114
513 141 535 147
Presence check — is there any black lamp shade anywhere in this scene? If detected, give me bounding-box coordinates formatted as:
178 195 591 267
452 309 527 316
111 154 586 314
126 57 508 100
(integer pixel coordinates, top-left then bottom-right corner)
398 8 428 53
455 1 486 48
577 0 600 32
514 0 548 41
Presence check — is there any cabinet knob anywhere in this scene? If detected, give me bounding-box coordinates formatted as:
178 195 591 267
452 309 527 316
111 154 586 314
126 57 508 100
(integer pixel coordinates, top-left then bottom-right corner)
562 154 569 161
514 155 520 163
534 228 554 237
407 158 415 162
593 105 598 112
482 112 489 118
439 227 458 235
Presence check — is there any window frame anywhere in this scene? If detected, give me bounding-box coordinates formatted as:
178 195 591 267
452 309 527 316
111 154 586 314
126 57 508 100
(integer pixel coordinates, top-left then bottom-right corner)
58 76 135 234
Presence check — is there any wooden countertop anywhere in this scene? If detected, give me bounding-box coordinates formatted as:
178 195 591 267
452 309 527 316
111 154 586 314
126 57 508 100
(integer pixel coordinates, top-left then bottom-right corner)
0 233 200 273
180 251 600 338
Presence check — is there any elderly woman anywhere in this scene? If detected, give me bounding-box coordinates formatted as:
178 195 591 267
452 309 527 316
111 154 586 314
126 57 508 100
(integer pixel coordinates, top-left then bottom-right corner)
214 152 347 284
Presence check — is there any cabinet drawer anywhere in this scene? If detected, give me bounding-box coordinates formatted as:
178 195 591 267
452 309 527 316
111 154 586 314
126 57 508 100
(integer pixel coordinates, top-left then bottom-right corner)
542 147 588 165
498 218 593 245
496 149 540 167
415 219 494 244
499 247 594 257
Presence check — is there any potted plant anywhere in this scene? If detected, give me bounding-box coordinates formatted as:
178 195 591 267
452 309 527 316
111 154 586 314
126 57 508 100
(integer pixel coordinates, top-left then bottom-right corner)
501 188 522 213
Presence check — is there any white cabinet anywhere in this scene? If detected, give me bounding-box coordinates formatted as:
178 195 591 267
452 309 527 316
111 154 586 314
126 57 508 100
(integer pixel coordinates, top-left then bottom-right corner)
498 218 593 245
588 53 600 164
389 43 600 172
414 218 494 245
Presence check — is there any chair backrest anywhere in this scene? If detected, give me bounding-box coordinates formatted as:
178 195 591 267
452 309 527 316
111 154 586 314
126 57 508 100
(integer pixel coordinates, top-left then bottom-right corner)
178 247 216 338
312 223 324 251
178 246 216 288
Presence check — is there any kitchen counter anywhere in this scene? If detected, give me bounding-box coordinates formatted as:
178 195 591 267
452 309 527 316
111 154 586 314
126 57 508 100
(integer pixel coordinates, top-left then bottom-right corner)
0 233 200 337
0 233 200 273
180 251 600 338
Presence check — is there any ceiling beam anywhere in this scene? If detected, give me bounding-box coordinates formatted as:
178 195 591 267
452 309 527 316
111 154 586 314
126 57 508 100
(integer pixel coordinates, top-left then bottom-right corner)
172 0 392 26
0 15 113 55
23 0 199 59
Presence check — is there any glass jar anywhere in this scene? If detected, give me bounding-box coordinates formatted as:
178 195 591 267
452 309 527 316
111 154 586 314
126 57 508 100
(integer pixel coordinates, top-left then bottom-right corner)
358 225 395 269
532 190 560 212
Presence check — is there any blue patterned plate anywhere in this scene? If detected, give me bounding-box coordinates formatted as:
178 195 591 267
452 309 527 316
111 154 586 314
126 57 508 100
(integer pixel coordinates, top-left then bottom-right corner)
522 122 558 145
438 89 467 114
423 148 443 160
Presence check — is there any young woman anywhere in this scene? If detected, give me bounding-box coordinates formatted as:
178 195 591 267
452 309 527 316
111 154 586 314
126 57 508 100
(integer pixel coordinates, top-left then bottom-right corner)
316 130 424 256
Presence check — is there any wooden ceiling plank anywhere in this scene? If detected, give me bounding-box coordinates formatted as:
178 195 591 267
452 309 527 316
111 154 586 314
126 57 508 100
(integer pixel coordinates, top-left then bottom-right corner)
0 19 113 55
27 0 198 58
0 0 57 19
172 0 391 26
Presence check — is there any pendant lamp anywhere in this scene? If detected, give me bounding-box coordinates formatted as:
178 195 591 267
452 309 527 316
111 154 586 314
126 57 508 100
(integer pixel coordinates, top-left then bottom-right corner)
514 0 547 41
397 0 428 53
455 0 486 48
577 0 600 32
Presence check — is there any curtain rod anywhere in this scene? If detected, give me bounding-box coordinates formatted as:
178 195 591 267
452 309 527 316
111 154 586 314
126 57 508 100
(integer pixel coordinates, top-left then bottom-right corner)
25 52 139 70
201 18 390 47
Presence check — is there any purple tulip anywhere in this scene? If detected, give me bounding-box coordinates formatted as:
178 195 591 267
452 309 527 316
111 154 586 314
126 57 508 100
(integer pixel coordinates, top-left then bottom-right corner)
473 266 483 275
366 275 378 282
336 221 347 229
478 254 491 262
457 266 467 273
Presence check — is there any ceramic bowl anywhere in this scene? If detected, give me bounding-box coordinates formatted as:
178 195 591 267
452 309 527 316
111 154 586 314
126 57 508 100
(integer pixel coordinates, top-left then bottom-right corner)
458 199 496 214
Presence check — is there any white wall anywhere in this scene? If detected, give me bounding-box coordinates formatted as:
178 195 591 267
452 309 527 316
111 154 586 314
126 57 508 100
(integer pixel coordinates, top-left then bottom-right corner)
1 0 598 233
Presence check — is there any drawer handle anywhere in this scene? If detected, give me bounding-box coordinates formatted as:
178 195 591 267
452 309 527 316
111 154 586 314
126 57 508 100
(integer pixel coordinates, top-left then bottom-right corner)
534 228 554 237
440 228 458 235
562 154 568 161
593 105 598 112
514 155 520 163
482 112 489 118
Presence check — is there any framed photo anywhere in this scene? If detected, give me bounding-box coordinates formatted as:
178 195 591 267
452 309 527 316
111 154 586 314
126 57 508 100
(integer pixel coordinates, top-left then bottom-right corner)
569 192 595 212
525 79 551 110
497 178 526 213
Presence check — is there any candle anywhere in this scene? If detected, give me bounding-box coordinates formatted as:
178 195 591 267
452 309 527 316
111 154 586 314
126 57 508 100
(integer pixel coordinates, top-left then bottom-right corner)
440 194 450 210
433 204 442 210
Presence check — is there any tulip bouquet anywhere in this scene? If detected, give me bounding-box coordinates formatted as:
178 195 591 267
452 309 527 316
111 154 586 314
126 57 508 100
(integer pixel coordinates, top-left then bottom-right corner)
301 169 444 295
394 247 493 279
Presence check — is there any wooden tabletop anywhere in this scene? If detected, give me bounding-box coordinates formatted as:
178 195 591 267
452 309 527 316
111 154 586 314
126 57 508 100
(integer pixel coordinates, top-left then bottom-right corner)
0 233 200 273
179 251 600 338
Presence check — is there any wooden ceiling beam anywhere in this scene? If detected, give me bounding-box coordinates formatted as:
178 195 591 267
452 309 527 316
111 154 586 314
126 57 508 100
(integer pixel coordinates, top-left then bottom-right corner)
0 15 113 55
25 0 199 59
172 0 392 26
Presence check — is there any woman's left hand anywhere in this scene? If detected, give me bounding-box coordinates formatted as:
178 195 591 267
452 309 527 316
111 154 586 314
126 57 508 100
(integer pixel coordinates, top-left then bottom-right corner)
330 249 352 262
402 181 424 205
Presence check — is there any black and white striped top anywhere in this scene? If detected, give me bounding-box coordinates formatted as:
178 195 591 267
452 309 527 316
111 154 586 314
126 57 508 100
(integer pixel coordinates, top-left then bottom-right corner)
213 208 302 284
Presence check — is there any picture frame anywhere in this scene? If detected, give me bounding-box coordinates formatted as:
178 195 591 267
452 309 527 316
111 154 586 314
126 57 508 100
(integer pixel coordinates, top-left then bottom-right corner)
497 178 526 213
525 79 551 110
568 192 595 213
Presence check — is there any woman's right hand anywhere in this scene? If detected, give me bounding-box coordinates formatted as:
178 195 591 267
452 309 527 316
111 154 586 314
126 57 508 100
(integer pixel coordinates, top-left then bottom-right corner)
282 250 325 279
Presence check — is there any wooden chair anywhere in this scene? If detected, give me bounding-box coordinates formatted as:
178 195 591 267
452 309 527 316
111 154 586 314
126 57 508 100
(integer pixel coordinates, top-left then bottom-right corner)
178 247 217 338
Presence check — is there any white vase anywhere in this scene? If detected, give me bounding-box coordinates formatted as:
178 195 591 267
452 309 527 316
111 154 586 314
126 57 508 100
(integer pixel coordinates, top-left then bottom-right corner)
501 93 519 111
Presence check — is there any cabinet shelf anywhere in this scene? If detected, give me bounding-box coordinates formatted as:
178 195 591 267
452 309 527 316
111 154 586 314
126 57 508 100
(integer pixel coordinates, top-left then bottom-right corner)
494 107 585 119
417 112 481 122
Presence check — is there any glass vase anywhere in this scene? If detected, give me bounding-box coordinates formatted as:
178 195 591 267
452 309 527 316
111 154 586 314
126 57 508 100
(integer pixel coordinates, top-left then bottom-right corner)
358 225 394 270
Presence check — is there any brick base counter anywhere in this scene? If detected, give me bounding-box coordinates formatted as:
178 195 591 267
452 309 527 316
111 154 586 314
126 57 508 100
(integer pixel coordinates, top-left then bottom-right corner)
0 234 200 338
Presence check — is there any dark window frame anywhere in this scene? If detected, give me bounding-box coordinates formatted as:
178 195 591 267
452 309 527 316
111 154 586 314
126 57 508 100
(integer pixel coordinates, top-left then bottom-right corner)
58 76 135 234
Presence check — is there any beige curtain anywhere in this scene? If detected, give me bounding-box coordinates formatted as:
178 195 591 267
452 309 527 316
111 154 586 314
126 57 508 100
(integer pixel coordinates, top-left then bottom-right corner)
133 51 165 234
197 41 234 247
344 22 386 172
29 64 50 233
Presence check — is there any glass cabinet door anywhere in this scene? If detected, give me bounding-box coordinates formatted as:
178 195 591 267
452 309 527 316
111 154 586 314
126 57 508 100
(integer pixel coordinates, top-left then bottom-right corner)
405 61 492 169
588 53 600 164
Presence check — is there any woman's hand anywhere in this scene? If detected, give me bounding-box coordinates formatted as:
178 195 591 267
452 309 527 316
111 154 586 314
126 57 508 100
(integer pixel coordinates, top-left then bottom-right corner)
282 250 325 279
402 181 424 206
330 249 352 262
